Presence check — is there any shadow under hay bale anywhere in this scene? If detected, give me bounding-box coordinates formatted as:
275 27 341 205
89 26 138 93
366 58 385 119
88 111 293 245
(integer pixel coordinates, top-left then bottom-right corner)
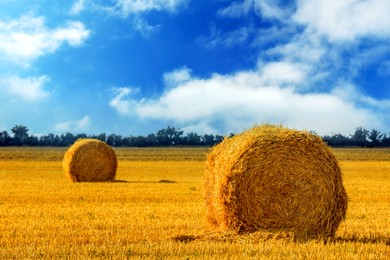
205 124 348 239
171 234 198 243
63 139 117 182
158 179 176 183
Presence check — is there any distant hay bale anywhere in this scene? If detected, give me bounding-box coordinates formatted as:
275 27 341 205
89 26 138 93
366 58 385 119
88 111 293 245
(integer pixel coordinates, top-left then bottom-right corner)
205 125 348 239
63 139 117 182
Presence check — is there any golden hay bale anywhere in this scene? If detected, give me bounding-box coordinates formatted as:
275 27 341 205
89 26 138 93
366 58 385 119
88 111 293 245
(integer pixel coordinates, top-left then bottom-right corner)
63 139 117 182
205 125 348 239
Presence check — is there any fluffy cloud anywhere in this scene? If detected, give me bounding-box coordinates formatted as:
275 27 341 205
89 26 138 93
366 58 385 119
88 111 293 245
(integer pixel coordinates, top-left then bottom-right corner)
254 0 293 20
258 61 307 86
0 75 49 101
218 0 253 18
163 67 192 88
70 0 85 15
0 15 90 66
109 87 138 116
54 116 91 132
219 0 292 20
294 0 390 42
220 0 390 46
110 67 383 135
109 0 390 135
112 0 189 17
132 17 160 37
99 0 189 35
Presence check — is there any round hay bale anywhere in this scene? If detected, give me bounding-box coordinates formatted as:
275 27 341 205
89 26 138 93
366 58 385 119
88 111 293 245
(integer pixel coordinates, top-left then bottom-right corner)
63 139 117 182
205 125 348 239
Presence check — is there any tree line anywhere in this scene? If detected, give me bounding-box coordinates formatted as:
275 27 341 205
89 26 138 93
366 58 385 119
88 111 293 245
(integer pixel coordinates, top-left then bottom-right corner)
0 125 225 147
1 125 390 147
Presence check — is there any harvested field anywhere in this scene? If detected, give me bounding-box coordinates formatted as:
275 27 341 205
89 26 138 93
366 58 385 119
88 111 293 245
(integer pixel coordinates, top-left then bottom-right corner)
0 147 389 259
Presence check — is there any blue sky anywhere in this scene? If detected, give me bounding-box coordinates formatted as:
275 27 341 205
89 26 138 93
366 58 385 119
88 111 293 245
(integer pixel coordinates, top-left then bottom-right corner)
1 0 390 136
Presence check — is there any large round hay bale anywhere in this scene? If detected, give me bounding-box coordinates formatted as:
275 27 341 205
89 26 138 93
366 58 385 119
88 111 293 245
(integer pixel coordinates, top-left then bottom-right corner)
63 139 117 182
205 125 348 239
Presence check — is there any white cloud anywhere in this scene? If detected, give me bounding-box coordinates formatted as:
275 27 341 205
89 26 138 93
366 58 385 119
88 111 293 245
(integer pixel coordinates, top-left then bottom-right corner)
0 15 90 66
77 115 90 129
219 0 293 20
0 75 49 101
132 16 160 36
53 21 90 45
218 0 253 18
332 83 390 110
107 0 390 135
54 116 91 132
258 61 307 86
294 0 390 42
112 0 189 17
163 67 192 88
89 0 188 37
266 30 326 62
221 0 390 45
70 0 85 15
254 0 292 20
109 87 138 116
111 69 384 135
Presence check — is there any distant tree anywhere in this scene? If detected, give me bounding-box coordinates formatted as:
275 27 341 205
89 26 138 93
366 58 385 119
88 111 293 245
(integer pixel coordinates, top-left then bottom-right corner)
11 125 29 145
368 129 384 147
0 131 12 146
323 133 350 147
53 135 61 146
185 132 202 145
214 135 224 145
96 133 107 142
203 134 215 146
27 135 39 146
380 133 390 147
39 134 51 146
6 123 390 147
114 134 123 146
61 133 77 146
156 126 183 146
145 133 158 146
131 136 147 147
350 127 369 147
39 133 61 146
76 133 88 139
106 134 116 146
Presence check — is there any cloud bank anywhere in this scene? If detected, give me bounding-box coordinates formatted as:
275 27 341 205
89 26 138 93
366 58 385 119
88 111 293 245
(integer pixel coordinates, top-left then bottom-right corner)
111 67 378 135
110 0 390 135
294 0 390 42
0 15 90 66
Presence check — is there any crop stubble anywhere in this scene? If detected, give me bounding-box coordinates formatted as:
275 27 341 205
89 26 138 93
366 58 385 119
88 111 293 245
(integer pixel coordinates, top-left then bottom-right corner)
0 147 389 259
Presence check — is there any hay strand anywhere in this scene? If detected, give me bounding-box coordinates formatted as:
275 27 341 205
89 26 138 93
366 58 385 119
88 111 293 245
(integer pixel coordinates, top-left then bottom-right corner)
205 124 348 239
63 139 117 182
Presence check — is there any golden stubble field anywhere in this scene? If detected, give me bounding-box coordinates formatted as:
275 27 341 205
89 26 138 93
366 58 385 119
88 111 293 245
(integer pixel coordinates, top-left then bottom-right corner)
0 147 389 259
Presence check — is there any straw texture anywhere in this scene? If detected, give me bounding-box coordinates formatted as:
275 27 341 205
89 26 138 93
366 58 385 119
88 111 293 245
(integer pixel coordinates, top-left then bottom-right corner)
205 125 348 239
63 139 117 182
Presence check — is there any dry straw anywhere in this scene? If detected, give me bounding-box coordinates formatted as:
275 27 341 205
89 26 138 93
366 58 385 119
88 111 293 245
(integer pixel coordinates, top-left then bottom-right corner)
205 124 348 239
63 139 117 182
